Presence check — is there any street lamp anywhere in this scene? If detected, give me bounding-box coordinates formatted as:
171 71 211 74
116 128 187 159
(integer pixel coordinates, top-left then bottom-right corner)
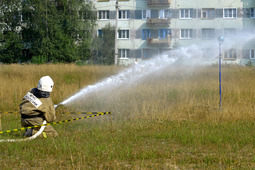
218 35 224 110
114 0 119 65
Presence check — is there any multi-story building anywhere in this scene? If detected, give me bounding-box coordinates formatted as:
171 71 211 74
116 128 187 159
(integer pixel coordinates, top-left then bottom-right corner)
93 0 255 65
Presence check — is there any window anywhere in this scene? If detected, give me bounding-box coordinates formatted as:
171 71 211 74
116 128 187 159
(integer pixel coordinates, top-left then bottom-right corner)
202 28 215 39
223 8 237 18
142 49 158 58
119 10 130 20
224 49 237 59
164 10 171 18
224 28 236 38
159 10 164 18
180 29 192 39
98 30 103 38
143 49 150 58
160 49 170 57
201 8 215 19
98 10 109 20
158 10 171 19
118 49 130 58
159 29 170 39
118 30 129 39
142 10 151 19
250 49 255 59
251 8 255 18
142 29 151 40
79 11 94 20
180 9 191 19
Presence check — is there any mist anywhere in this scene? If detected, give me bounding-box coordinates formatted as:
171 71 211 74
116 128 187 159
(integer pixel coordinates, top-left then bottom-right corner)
60 30 255 114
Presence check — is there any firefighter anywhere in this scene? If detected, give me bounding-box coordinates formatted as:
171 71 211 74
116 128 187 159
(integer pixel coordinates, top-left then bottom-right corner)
20 76 58 138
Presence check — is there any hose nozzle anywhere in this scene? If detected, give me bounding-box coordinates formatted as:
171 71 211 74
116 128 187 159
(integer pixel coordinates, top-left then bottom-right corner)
54 103 64 109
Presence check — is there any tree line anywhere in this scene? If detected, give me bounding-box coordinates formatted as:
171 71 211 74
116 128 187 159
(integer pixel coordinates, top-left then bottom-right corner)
0 0 115 64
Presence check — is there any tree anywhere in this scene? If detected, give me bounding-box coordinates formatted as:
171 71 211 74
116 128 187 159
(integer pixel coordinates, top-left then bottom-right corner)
0 0 23 63
0 32 23 63
0 0 97 63
92 23 115 65
24 0 97 63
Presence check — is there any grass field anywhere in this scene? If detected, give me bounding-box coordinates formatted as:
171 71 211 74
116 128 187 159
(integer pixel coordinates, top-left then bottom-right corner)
1 63 255 169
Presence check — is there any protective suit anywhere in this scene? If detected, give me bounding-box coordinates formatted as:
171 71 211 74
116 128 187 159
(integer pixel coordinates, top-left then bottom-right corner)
20 76 58 138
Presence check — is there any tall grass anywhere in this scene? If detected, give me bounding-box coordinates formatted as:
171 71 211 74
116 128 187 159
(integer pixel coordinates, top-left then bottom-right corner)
0 64 120 111
1 63 255 169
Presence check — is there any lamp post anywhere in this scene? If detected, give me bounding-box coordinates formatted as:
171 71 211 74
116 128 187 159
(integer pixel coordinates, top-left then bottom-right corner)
114 0 119 65
218 35 224 110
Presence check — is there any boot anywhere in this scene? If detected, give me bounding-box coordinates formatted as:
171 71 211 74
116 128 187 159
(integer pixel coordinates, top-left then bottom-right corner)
23 129 33 137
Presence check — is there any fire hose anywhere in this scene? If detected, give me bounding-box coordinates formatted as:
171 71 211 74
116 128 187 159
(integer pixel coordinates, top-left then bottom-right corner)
0 103 62 143
0 111 111 143
0 120 46 143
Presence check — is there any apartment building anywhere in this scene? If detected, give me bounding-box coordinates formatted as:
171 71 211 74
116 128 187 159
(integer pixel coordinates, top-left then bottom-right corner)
93 0 255 65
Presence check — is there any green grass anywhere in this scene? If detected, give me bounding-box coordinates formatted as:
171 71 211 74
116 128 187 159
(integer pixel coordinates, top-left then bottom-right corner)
1 113 255 169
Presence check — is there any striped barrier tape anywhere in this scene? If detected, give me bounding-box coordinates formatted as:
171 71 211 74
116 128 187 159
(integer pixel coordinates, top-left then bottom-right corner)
0 111 19 114
0 121 47 142
63 112 108 115
0 111 102 114
0 112 111 134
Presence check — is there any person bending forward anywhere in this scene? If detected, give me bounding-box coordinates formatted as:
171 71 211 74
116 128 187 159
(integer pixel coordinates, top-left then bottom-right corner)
20 76 58 138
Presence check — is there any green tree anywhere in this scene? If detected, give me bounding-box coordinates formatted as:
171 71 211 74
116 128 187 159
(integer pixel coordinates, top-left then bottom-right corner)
92 23 115 65
0 0 96 63
0 0 23 63
23 0 96 63
0 32 23 63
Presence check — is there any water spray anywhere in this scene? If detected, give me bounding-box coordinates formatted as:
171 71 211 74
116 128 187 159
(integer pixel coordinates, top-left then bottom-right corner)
59 56 178 107
58 30 255 112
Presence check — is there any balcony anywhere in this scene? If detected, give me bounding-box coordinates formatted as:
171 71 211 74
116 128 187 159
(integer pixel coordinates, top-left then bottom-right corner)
147 36 171 46
147 18 171 25
147 0 171 6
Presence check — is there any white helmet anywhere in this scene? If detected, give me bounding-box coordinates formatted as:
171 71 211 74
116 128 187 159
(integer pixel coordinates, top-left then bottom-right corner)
37 76 54 92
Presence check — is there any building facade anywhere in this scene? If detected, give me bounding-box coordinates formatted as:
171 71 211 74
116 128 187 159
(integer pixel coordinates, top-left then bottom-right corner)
93 0 255 65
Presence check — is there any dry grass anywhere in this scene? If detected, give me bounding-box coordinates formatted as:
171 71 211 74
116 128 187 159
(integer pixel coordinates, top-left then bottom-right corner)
0 64 120 111
61 64 255 122
1 63 255 121
1 63 255 169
